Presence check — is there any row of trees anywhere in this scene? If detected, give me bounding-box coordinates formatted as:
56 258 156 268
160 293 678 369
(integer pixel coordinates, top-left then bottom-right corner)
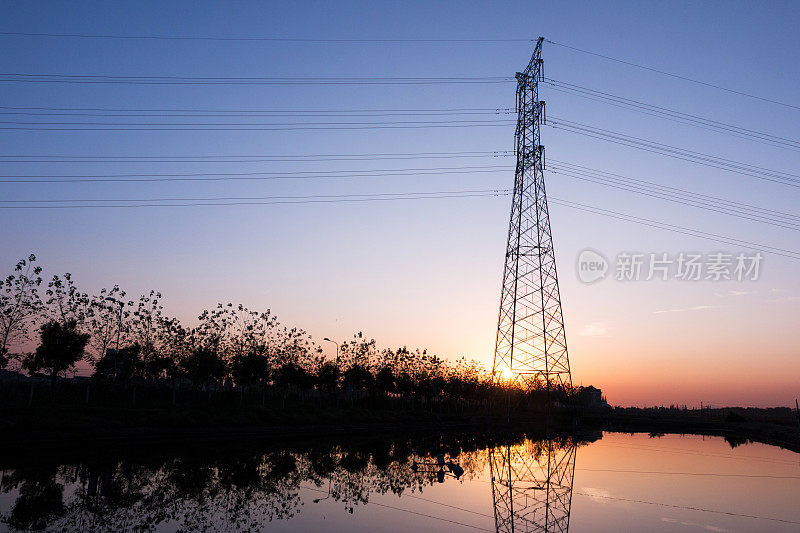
1 255 497 399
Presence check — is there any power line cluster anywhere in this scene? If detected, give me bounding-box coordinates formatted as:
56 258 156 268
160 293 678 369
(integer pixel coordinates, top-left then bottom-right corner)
0 31 534 43
548 159 800 231
0 73 513 85
0 119 516 132
0 188 511 210
545 79 800 152
0 106 514 118
548 197 800 260
0 149 512 164
544 38 800 111
0 106 515 131
0 36 797 260
546 116 800 188
0 164 511 183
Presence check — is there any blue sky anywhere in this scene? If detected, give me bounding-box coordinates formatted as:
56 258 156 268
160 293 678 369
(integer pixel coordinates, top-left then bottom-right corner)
1 1 799 406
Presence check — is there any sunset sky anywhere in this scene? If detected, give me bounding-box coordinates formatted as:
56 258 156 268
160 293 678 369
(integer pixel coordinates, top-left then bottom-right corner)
1 1 798 407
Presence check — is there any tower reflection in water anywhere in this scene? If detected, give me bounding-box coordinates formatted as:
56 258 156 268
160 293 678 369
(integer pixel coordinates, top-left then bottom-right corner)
490 437 578 533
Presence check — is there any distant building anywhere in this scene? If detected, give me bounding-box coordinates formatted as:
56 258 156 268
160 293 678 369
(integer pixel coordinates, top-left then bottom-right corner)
578 385 607 407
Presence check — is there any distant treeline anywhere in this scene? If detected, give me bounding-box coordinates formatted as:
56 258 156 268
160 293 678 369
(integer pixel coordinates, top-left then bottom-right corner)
0 255 575 407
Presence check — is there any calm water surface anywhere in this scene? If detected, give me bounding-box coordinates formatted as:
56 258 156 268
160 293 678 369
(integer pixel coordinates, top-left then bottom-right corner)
1 431 798 532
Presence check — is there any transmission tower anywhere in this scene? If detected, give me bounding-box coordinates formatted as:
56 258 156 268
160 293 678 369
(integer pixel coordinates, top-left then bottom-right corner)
490 438 577 533
493 37 572 395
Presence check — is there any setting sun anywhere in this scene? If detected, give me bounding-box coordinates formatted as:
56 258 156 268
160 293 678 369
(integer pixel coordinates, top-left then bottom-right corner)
500 366 515 382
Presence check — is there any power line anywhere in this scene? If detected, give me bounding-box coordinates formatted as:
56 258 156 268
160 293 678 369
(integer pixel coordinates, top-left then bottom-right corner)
0 105 513 113
0 109 512 118
548 197 800 260
552 169 800 230
306 481 495 519
0 121 515 132
2 184 796 261
0 150 512 164
548 162 800 231
315 474 800 527
0 188 509 204
6 77 796 153
574 491 800 525
401 493 493 518
0 191 511 210
8 150 800 232
0 164 512 183
547 116 800 188
472 469 800 524
13 149 794 232
545 79 800 152
545 39 800 112
0 155 504 163
550 159 800 223
578 468 800 479
0 73 510 80
302 485 492 531
0 31 532 43
353 500 492 532
0 73 513 85
550 171 800 230
0 118 511 127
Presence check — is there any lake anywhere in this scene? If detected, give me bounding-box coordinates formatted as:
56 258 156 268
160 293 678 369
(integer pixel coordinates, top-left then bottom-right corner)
1 430 798 532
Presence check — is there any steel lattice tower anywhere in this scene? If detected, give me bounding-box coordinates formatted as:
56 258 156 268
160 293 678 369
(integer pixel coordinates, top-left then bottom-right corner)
493 37 572 394
490 439 577 533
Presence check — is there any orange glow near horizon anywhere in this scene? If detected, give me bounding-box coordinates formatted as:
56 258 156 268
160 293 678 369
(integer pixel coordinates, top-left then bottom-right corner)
499 365 515 382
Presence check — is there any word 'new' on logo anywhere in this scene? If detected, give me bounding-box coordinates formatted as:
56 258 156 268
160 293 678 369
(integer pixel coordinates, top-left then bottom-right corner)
577 249 609 284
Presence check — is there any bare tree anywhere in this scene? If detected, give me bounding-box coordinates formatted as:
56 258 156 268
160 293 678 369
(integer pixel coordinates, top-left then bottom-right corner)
86 286 130 365
0 254 43 368
45 273 90 328
128 290 171 378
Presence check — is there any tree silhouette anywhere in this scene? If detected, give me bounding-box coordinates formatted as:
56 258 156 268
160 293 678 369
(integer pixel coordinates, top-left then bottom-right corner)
374 366 395 394
1 256 523 410
93 345 140 383
180 347 226 388
85 286 129 366
22 320 89 384
3 469 65 531
44 273 90 330
0 255 43 369
230 349 270 388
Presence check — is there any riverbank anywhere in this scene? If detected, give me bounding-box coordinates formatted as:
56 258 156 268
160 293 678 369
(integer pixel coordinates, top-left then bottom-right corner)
2 402 799 456
0 403 560 454
599 406 800 454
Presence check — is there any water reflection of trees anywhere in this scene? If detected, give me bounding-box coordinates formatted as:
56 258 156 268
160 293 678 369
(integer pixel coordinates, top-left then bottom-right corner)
1 468 65 530
0 432 523 531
